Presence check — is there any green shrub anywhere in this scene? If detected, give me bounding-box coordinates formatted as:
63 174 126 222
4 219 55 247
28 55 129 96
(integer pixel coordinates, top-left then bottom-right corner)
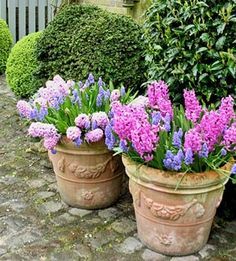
143 0 236 103
35 5 146 91
6 32 42 97
0 19 13 74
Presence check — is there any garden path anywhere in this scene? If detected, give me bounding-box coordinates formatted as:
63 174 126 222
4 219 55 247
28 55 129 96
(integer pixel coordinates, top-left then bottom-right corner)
0 75 236 261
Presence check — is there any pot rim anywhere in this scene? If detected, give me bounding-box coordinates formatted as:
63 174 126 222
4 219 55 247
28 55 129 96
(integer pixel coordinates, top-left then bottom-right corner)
122 155 232 190
54 136 110 155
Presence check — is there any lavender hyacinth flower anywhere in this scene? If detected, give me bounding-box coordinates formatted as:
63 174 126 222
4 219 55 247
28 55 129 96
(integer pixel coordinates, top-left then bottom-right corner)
92 121 98 130
72 89 78 103
152 112 161 125
75 137 82 147
119 139 128 153
172 150 183 171
163 150 174 169
98 77 104 88
105 124 116 150
88 73 95 85
96 94 103 107
37 107 48 121
163 149 184 171
78 81 83 88
184 148 194 165
29 108 38 120
104 90 110 101
231 164 236 175
172 129 183 149
163 114 171 132
221 148 227 156
121 86 126 97
199 143 209 158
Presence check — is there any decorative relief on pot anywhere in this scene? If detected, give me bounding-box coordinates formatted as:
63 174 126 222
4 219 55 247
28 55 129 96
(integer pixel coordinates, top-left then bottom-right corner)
58 157 65 173
82 191 94 200
143 194 198 220
194 203 205 218
156 233 173 246
68 157 112 179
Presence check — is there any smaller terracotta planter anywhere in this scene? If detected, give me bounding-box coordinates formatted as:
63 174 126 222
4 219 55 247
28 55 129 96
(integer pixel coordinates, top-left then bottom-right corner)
122 155 232 256
48 137 124 209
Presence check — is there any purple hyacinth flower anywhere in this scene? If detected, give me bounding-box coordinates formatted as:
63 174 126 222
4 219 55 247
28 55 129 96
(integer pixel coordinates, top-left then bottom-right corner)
72 89 78 102
105 124 116 150
29 108 38 120
37 107 48 121
199 143 209 158
231 164 236 175
92 121 98 130
74 137 82 147
152 112 161 125
98 77 104 88
163 114 171 132
119 139 128 153
221 148 227 156
184 148 194 165
88 73 95 85
51 149 57 154
121 86 126 97
78 81 83 88
173 130 182 149
96 94 103 107
104 90 110 101
163 150 174 170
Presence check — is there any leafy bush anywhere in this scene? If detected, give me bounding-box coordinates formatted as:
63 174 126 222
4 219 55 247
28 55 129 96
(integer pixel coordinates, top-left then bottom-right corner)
35 5 146 91
6 32 42 97
143 0 236 103
0 19 13 74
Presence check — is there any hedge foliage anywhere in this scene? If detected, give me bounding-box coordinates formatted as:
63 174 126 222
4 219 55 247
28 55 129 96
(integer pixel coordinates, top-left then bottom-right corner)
6 32 42 97
0 19 13 74
143 0 236 103
35 5 146 91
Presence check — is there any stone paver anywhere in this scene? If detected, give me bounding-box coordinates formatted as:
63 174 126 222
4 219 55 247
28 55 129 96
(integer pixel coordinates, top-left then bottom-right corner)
116 237 143 254
142 249 170 261
68 208 93 217
0 75 236 260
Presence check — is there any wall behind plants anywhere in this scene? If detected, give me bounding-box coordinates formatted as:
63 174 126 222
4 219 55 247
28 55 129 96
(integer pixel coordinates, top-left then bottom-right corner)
59 0 151 22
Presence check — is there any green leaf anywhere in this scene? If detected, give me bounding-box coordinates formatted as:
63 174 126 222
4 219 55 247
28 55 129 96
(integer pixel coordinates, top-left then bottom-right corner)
215 36 226 50
198 73 208 82
196 47 208 53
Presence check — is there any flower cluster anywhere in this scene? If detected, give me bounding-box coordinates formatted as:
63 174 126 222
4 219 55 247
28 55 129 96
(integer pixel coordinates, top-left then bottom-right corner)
147 80 173 118
28 122 60 151
183 89 202 123
111 81 236 175
17 75 72 121
17 74 132 152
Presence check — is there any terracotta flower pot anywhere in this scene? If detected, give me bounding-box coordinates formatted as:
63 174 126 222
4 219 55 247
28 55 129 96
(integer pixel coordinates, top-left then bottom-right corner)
122 155 232 256
48 137 124 209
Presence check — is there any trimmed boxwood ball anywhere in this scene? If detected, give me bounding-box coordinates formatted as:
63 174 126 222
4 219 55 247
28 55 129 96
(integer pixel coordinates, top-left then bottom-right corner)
0 19 13 74
143 0 236 103
6 32 42 97
35 5 146 91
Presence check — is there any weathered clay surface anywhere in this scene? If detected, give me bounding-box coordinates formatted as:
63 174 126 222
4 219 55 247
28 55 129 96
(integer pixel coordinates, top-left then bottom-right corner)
49 137 124 209
0 75 236 260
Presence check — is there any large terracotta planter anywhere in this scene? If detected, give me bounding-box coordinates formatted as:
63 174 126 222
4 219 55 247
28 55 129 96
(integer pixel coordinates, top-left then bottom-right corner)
122 155 231 256
48 137 124 209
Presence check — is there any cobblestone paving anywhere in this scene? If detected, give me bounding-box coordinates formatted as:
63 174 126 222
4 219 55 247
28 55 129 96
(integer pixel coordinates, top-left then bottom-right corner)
0 75 236 261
